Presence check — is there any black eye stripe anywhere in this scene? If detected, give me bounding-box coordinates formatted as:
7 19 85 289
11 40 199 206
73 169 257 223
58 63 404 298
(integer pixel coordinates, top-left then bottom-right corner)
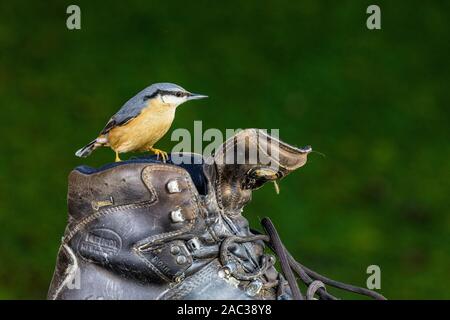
143 90 188 101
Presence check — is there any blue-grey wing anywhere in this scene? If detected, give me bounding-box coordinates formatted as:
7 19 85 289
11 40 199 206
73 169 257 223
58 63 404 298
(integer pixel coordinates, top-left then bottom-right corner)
98 83 167 135
99 94 148 135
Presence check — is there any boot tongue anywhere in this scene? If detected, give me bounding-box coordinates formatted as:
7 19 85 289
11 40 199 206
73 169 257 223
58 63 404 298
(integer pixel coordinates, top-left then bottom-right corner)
205 129 311 214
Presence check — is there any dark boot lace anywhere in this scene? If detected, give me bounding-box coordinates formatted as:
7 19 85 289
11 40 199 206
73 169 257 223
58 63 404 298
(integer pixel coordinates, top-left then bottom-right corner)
219 217 386 300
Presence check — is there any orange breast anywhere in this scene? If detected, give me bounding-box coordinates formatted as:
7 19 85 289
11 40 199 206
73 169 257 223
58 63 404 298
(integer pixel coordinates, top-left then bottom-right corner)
107 102 176 153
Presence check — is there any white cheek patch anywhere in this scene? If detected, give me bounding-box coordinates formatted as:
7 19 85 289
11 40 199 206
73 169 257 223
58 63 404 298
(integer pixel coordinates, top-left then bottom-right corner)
161 95 186 105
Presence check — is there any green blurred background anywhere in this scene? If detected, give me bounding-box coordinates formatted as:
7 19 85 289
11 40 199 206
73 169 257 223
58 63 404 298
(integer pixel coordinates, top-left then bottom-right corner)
0 0 449 299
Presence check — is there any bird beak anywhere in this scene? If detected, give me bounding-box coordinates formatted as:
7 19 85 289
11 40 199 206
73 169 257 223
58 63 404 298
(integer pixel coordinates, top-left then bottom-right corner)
187 93 208 100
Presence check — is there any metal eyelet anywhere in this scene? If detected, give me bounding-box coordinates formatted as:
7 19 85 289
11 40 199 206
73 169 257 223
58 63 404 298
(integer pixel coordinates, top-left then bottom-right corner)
245 279 263 296
166 179 181 193
170 208 185 223
186 238 201 252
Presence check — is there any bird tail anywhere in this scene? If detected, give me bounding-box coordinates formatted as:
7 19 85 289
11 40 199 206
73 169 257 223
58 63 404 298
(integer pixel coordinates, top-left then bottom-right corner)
75 139 98 158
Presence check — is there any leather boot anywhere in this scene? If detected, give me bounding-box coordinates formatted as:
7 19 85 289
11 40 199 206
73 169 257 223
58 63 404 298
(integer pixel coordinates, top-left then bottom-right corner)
48 129 309 300
48 129 385 300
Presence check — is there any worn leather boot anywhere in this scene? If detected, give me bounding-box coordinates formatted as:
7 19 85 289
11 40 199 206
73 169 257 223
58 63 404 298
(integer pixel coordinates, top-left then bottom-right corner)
47 129 310 300
48 129 385 300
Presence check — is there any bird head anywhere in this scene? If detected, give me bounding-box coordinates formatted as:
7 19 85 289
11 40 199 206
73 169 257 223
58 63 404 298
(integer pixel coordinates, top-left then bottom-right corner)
143 83 208 107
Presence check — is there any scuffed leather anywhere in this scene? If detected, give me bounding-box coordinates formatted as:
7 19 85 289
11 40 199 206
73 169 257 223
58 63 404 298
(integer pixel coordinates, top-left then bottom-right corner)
206 129 311 215
48 129 311 300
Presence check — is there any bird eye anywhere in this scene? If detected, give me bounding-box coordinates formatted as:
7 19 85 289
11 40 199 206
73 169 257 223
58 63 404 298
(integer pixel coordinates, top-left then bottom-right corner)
176 92 183 97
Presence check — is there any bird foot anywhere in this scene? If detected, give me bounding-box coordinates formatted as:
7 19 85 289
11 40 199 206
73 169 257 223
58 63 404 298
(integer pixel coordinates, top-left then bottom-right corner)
150 148 168 163
115 151 122 162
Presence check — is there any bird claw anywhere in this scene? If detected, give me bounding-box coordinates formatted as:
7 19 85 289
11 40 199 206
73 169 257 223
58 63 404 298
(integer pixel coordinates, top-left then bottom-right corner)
151 148 168 163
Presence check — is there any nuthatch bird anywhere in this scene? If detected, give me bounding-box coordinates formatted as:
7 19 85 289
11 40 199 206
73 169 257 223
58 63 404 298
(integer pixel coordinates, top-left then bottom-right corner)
75 83 207 162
